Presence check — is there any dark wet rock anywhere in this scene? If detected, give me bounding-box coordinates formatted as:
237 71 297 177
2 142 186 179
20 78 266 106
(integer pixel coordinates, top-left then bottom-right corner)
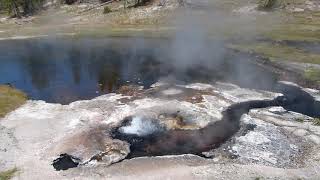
275 82 320 118
52 154 80 171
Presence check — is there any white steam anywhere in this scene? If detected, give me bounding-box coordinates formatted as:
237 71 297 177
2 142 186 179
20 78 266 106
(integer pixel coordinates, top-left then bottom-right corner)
119 116 162 136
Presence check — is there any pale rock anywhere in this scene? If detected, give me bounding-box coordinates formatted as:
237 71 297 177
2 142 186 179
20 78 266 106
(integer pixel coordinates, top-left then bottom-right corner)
237 131 271 145
306 135 320 144
293 8 305 12
161 88 183 95
293 129 308 137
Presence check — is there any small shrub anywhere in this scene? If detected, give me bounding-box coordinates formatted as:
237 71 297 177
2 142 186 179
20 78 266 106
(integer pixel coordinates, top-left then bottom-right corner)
296 118 304 123
0 168 18 180
258 0 279 10
103 6 112 14
313 118 320 126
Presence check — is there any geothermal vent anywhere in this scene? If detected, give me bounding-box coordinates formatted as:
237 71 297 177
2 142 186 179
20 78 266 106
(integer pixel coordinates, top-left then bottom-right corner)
111 112 239 158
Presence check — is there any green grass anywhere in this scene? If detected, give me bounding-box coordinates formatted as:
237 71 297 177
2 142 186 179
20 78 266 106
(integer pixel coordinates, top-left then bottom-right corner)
265 11 320 42
266 23 320 42
229 42 320 64
0 85 27 118
304 68 320 84
0 168 18 180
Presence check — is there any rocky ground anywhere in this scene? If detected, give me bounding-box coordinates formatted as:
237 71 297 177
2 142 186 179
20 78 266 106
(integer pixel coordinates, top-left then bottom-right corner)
0 80 320 179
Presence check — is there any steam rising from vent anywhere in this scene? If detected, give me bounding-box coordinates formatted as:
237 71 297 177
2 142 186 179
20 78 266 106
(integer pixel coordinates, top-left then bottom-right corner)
118 116 165 136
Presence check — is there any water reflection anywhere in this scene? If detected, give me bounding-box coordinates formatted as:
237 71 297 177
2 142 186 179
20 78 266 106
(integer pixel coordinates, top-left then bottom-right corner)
68 47 82 84
0 38 169 104
23 51 57 90
0 37 280 104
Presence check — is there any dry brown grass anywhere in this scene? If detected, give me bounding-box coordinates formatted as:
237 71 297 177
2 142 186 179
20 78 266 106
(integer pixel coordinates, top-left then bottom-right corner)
0 168 18 180
0 85 27 118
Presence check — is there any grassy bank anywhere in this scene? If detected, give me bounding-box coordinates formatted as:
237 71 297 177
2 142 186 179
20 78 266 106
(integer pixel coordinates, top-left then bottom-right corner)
0 168 18 180
265 10 320 42
304 68 320 84
0 85 27 118
229 42 320 65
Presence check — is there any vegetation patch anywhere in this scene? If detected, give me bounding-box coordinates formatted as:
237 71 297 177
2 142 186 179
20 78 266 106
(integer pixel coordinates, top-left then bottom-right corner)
0 85 27 118
229 42 320 64
265 11 320 42
304 68 320 84
258 0 280 10
296 118 304 123
313 118 320 126
0 0 45 17
0 168 18 180
103 6 112 14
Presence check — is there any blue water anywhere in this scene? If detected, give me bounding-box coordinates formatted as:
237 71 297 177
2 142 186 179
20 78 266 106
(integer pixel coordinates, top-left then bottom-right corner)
0 37 280 104
0 37 169 104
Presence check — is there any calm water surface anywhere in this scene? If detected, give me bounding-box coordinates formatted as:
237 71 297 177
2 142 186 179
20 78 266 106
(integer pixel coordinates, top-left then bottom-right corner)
0 37 278 104
0 37 173 103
